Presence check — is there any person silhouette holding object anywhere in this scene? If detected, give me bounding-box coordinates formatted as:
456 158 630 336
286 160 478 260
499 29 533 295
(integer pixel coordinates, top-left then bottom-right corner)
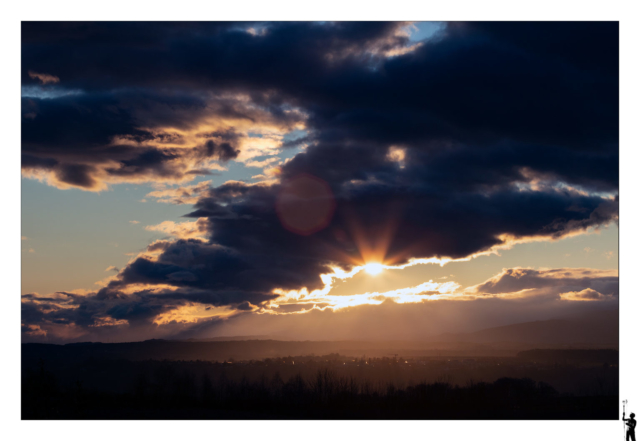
624 412 637 441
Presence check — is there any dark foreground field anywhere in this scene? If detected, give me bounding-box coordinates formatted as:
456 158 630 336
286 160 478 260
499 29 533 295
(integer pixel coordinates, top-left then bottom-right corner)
22 342 618 419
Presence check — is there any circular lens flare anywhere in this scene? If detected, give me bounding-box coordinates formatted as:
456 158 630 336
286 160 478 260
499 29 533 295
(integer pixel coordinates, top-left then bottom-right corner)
276 173 336 236
364 263 384 276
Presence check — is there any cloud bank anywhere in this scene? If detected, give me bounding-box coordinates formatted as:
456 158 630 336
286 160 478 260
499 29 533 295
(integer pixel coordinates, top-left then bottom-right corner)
21 22 618 342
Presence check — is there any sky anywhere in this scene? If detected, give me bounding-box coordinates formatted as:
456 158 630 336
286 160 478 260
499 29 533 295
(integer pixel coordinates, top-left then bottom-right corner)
21 21 618 343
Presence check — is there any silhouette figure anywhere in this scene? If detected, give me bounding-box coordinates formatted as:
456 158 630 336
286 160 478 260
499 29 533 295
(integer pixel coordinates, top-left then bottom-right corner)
624 412 637 441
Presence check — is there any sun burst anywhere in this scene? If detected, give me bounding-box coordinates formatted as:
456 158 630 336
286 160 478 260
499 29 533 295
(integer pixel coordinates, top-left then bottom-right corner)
364 262 384 276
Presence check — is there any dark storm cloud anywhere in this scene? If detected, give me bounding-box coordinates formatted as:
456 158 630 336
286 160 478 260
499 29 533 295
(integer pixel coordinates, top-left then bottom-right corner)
24 20 612 153
189 138 618 264
111 237 329 294
21 89 301 189
22 21 617 188
21 284 277 337
21 21 409 90
109 173 617 304
21 22 618 339
21 91 207 189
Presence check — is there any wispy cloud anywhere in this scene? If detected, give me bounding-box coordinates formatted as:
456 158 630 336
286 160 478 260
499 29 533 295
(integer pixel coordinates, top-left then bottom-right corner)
28 71 60 84
145 218 209 240
144 181 212 205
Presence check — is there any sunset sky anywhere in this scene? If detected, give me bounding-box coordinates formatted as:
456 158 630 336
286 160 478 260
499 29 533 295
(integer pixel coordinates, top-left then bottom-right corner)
21 21 618 343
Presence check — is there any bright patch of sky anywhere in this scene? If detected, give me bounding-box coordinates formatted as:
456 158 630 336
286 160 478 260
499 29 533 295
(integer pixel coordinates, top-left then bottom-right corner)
21 128 309 295
406 22 446 42
21 178 190 294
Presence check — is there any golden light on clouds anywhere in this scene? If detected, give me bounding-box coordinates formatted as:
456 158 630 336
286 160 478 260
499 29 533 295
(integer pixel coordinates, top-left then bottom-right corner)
153 303 238 325
267 257 459 314
145 217 209 240
21 92 308 192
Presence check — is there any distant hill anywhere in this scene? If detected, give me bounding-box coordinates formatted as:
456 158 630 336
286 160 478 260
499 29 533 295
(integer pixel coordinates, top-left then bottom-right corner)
21 310 618 364
183 335 272 342
438 310 618 347
22 339 521 364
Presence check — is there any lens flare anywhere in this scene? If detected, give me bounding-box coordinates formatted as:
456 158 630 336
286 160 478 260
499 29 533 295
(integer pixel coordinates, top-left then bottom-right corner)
276 173 336 236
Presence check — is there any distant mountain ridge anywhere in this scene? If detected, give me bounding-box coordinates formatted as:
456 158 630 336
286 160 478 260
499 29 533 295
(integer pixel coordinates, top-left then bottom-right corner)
22 310 618 363
183 335 272 342
438 310 618 347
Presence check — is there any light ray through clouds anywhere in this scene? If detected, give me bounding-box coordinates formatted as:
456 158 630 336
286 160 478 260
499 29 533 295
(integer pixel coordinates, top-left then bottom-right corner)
21 22 618 342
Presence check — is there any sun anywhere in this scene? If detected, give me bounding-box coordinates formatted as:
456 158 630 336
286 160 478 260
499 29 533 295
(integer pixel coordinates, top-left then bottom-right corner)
364 263 384 276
